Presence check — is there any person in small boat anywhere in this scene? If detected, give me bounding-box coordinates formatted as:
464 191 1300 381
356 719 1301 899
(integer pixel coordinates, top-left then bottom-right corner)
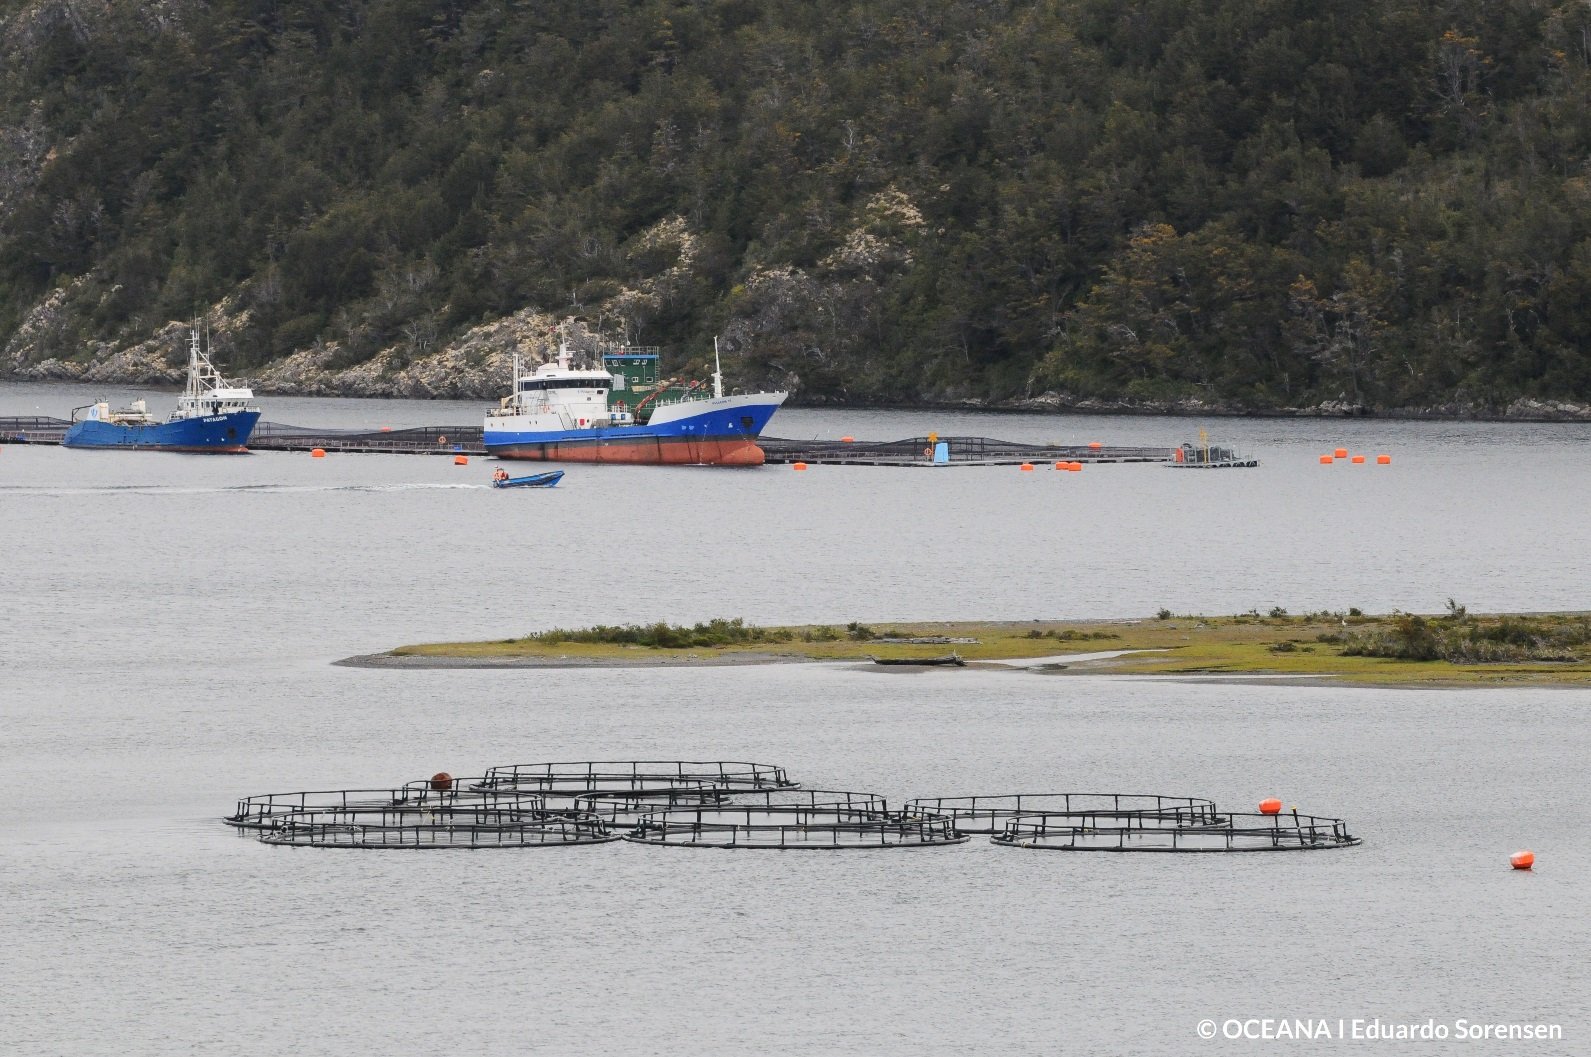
492 468 508 482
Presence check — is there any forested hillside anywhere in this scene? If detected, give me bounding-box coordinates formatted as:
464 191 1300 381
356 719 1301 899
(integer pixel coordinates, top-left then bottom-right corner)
4 0 1591 413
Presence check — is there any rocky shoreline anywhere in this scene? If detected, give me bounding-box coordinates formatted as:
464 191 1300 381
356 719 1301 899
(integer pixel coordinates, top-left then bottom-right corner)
6 303 1589 421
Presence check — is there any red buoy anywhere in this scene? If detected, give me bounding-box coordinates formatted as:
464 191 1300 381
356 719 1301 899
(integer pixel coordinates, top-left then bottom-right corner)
1511 850 1534 870
1259 798 1283 815
430 772 453 791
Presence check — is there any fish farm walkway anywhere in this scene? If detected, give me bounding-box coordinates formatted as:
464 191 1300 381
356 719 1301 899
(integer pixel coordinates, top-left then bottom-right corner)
1 417 1200 465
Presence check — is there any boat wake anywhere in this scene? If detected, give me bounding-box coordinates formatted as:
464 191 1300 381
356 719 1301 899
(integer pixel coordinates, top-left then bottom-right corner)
0 482 492 496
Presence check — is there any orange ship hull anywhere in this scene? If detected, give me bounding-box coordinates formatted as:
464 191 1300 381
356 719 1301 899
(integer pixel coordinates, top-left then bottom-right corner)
492 436 767 466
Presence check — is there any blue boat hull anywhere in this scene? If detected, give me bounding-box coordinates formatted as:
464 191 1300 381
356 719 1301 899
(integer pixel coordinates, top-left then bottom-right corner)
492 470 565 488
63 410 261 452
483 397 782 466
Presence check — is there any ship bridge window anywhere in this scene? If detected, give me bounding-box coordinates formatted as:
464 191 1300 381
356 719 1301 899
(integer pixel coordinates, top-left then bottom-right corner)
519 379 610 392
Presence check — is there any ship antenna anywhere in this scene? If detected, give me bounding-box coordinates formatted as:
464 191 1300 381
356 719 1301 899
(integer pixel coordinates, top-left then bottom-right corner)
187 323 203 402
712 336 724 399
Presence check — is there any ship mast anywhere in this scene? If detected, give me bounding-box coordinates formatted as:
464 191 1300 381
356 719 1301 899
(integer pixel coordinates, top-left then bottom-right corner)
184 328 203 403
712 337 724 399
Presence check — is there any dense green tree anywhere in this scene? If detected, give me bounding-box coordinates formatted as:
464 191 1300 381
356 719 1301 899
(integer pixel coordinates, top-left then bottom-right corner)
2 0 1589 410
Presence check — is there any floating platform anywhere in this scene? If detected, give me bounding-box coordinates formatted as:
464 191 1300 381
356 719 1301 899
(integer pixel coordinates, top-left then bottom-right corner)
255 805 619 849
229 762 1357 853
624 789 967 849
904 793 1223 834
762 435 1181 466
225 780 543 829
2 417 1253 466
991 810 1360 851
0 416 70 444
477 759 798 794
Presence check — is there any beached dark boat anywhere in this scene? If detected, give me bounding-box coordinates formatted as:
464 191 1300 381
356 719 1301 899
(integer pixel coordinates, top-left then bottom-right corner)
869 653 965 667
491 469 564 488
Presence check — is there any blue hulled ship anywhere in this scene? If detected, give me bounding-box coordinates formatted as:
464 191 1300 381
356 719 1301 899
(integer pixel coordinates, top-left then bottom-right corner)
483 329 786 466
64 330 261 453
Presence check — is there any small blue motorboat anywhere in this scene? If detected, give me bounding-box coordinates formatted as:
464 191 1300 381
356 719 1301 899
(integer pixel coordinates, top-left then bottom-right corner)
491 468 564 488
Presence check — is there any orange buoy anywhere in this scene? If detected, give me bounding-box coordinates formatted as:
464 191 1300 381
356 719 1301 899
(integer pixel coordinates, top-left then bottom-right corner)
1377 454 1391 465
1020 463 1035 471
311 448 326 458
840 436 855 443
1319 455 1333 464
1053 461 1067 470
1511 850 1535 870
429 772 453 791
1334 447 1348 459
1259 798 1283 815
1088 441 1102 450
1351 455 1366 464
380 426 392 432
454 454 469 465
793 462 807 471
1071 462 1083 471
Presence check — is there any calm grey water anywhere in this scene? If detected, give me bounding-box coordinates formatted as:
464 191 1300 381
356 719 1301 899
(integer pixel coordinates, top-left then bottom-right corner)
2 381 1588 1055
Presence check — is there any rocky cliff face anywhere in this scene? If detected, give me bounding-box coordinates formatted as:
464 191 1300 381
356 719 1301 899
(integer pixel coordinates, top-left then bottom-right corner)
9 297 1591 420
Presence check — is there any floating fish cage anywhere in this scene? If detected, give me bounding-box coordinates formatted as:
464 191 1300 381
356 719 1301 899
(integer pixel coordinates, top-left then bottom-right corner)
255 804 618 849
904 793 1223 835
625 788 967 849
992 810 1361 852
477 760 796 793
572 782 735 827
230 764 1360 854
224 782 543 830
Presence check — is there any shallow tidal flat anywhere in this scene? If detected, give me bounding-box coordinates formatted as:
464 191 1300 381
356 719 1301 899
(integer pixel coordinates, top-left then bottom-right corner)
361 612 1591 686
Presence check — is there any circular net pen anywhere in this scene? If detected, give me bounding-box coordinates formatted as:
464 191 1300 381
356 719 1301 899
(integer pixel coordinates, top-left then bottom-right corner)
904 793 1223 835
255 803 619 849
225 781 544 830
992 811 1361 852
571 782 735 828
477 760 798 796
625 789 968 849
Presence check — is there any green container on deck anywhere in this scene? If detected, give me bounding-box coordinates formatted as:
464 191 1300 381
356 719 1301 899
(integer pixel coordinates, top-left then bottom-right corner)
604 348 660 421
